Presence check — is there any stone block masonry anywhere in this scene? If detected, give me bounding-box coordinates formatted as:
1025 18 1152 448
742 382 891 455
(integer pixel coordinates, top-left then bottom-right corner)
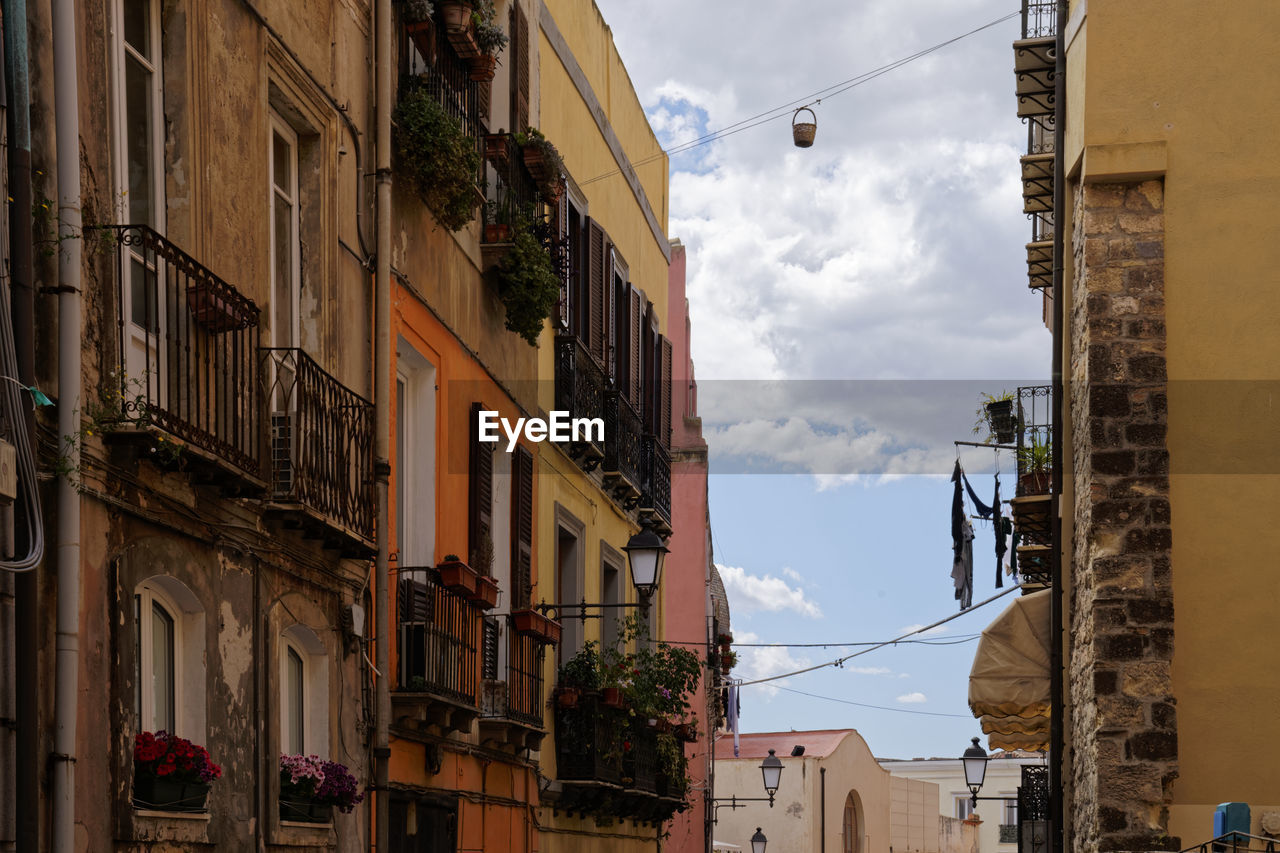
1069 180 1178 853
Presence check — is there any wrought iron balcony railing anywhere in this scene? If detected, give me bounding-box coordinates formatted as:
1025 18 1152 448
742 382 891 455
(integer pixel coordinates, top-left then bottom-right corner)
502 615 545 727
640 435 672 527
555 693 624 785
411 10 487 156
260 347 375 544
1021 0 1057 39
1000 824 1020 844
396 566 481 707
484 133 542 237
555 334 607 464
107 225 262 481
603 390 644 505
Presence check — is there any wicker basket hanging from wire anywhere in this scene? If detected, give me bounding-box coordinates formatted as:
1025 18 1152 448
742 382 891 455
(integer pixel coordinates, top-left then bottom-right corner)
792 107 817 148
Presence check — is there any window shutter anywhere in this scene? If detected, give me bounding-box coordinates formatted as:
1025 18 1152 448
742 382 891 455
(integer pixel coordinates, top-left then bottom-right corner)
511 2 530 133
587 219 606 363
629 288 643 411
556 193 570 329
660 334 673 448
511 444 534 608
469 402 494 564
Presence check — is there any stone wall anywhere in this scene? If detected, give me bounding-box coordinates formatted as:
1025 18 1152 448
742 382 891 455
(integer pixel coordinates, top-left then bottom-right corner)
1068 180 1178 853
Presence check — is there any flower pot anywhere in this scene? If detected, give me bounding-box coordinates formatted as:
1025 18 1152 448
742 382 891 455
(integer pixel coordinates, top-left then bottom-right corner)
540 615 563 646
447 26 481 59
132 776 211 813
674 723 698 743
405 19 437 64
483 223 512 244
279 798 332 824
440 1 472 33
469 575 500 610
986 399 1017 444
438 560 479 596
483 133 509 164
601 687 625 709
514 608 561 644
522 147 554 185
541 178 564 205
1018 471 1051 495
469 53 498 82
186 282 243 333
556 686 581 708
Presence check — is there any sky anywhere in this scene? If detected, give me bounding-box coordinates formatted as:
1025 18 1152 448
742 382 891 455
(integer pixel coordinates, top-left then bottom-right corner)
589 0 1051 760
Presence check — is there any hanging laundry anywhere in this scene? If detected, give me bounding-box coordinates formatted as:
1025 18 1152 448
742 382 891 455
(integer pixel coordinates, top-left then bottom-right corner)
1008 524 1019 583
962 469 994 519
994 474 1005 588
728 680 741 757
952 518 974 609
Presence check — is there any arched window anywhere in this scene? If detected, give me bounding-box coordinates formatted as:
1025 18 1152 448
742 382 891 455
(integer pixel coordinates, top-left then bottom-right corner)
843 791 861 853
135 576 206 738
280 624 328 756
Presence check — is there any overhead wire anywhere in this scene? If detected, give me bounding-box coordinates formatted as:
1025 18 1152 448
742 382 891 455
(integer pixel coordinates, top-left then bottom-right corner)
772 684 974 719
579 10 1020 187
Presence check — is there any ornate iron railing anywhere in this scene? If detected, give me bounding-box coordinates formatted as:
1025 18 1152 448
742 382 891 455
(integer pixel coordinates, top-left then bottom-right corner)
555 694 624 784
1015 385 1052 483
555 334 607 458
1017 765 1050 853
484 133 542 234
396 566 480 706
409 13 486 164
1021 0 1057 39
260 347 375 541
108 225 262 479
640 435 672 524
603 390 644 497
1001 824 1020 844
622 722 657 793
504 617 545 726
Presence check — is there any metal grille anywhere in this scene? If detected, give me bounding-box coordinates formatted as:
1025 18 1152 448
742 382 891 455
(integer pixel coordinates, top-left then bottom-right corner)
483 133 542 233
395 567 480 706
640 435 672 525
504 618 545 726
409 14 486 171
109 225 262 479
1015 385 1052 483
260 347 375 541
603 389 644 499
555 694 623 784
1018 765 1050 853
482 616 500 681
555 334 607 458
1021 0 1057 39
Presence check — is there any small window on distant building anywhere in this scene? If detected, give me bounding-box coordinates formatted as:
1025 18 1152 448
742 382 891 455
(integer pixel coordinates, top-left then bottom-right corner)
956 795 975 820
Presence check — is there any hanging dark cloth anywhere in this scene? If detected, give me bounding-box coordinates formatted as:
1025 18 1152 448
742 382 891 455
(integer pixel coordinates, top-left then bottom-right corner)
951 460 965 603
994 474 1005 588
1008 523 1019 582
962 470 994 519
951 519 974 609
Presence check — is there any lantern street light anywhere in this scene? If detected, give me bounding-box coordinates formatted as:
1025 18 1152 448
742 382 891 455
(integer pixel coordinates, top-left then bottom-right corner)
535 522 669 620
750 827 768 853
963 737 989 807
713 749 787 821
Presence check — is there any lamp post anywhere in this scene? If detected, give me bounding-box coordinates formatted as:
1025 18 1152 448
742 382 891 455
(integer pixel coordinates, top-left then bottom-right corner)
750 827 767 853
713 749 786 820
963 737 989 807
535 522 669 620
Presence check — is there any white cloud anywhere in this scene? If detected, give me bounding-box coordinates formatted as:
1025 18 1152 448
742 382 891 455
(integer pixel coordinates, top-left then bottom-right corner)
732 631 809 699
897 692 928 704
782 567 803 583
848 666 891 676
899 623 950 637
718 563 822 618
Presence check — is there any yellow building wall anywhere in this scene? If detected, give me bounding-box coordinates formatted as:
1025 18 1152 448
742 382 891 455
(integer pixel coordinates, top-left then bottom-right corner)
1063 1 1280 842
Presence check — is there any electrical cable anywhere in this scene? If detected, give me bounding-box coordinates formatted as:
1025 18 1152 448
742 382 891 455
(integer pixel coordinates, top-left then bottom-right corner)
0 263 45 571
579 10 1020 186
770 684 974 719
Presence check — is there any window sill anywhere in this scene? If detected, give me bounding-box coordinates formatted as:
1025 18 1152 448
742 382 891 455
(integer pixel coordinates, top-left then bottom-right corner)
134 809 211 822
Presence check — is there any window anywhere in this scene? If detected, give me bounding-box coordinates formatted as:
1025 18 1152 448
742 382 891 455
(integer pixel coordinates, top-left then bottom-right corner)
601 554 622 651
554 506 585 663
1003 796 1019 826
269 112 300 350
843 791 861 853
134 576 206 738
280 624 328 756
955 795 975 820
396 344 437 565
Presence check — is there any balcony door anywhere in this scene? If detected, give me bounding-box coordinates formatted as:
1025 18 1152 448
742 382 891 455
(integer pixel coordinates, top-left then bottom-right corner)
111 0 167 402
268 113 302 492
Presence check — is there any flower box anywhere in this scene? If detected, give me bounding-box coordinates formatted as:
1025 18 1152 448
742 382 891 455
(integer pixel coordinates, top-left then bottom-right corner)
438 559 479 596
132 776 211 813
482 133 509 165
468 53 497 82
469 575 500 610
405 19 437 64
440 1 472 33
512 609 562 645
522 147 554 186
601 686 625 709
483 223 513 244
186 282 244 333
279 798 332 824
555 686 581 708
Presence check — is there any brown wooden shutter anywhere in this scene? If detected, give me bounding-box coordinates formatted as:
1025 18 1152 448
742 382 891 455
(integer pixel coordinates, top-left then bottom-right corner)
629 288 643 410
660 334 673 448
511 444 534 608
469 402 493 565
587 219 606 363
511 2 530 133
604 247 617 380
556 193 570 329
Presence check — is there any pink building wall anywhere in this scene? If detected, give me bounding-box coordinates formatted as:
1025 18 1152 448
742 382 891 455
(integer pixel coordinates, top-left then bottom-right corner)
663 240 714 853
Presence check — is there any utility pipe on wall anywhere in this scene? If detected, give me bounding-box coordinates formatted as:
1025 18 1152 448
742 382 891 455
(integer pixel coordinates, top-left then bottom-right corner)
373 0 392 850
50 1 82 851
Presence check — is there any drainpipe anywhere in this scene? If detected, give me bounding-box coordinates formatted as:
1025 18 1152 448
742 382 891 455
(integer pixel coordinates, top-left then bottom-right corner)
820 766 826 853
4 2 37 849
373 0 392 850
1049 2 1067 853
50 1 82 851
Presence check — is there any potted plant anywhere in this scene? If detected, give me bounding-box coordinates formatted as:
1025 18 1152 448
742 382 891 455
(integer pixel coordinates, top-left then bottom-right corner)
482 132 509 165
438 554 479 596
132 731 222 812
514 128 565 193
495 215 560 346
393 81 483 232
401 0 437 61
674 716 699 743
1017 434 1052 495
975 390 1018 445
721 649 737 674
469 2 508 81
279 753 365 823
556 642 600 708
438 0 474 33
468 535 500 609
512 608 562 645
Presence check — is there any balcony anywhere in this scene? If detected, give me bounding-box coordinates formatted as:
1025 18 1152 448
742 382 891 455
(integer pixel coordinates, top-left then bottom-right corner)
479 616 547 753
260 348 375 556
1000 824 1020 844
105 225 264 488
1021 154 1054 216
481 133 543 266
1013 37 1056 118
553 698 687 824
639 435 672 534
393 566 482 738
1010 385 1052 589
554 334 607 467
602 390 644 507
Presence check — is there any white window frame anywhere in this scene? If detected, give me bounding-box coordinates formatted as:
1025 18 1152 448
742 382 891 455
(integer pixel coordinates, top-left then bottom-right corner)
395 342 437 566
109 0 165 230
955 795 975 821
268 112 301 350
279 624 328 757
135 576 206 740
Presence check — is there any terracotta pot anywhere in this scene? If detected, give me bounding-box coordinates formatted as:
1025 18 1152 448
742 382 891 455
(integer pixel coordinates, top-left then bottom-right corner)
522 147 553 185
601 687 625 709
469 575 500 609
484 223 512 244
674 723 698 743
1018 471 1051 495
483 133 509 163
469 53 497 82
405 19 436 64
556 687 580 708
438 559 479 596
440 1 472 33
186 283 244 333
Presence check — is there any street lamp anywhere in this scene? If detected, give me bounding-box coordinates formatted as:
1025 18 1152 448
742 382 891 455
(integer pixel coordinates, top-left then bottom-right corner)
760 749 783 800
750 827 768 853
963 736 989 807
622 521 668 599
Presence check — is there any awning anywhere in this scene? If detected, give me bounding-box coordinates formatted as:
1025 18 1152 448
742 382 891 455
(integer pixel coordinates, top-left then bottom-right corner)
968 588 1051 751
